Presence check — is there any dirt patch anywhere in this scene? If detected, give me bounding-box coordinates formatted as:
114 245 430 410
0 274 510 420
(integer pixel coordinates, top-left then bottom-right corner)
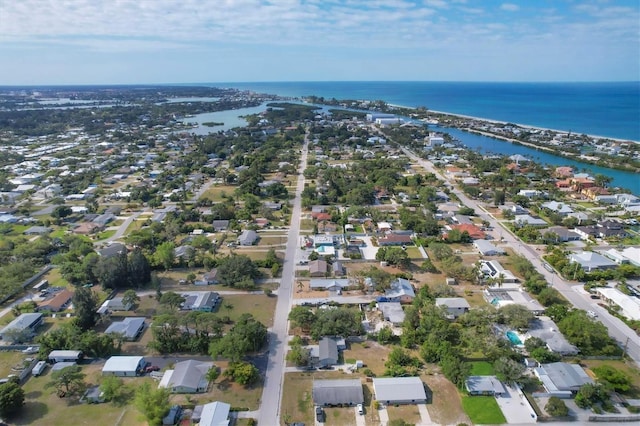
422 373 471 425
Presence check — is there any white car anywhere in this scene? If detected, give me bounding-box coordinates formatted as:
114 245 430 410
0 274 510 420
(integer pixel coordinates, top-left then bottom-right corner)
21 346 38 354
357 403 364 415
587 310 598 319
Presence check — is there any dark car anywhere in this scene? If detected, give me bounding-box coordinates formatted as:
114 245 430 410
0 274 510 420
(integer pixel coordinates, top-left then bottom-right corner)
315 406 325 422
145 365 160 373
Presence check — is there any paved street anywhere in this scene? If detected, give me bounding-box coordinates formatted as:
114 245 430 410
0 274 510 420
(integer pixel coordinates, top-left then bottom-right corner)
401 147 640 368
258 135 309 423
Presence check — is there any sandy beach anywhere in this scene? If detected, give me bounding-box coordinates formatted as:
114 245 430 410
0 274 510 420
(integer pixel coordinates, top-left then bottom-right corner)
389 103 638 143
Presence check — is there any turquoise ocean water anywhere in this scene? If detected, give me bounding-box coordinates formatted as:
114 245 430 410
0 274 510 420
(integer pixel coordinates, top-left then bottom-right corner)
215 81 640 142
206 81 639 194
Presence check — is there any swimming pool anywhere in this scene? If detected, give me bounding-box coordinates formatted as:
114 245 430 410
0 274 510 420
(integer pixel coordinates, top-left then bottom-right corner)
506 330 523 346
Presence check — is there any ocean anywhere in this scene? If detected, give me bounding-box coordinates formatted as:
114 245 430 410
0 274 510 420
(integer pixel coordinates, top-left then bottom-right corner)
213 81 640 142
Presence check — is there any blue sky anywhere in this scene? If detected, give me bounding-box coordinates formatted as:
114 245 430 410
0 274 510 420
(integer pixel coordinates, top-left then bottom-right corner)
1 0 638 84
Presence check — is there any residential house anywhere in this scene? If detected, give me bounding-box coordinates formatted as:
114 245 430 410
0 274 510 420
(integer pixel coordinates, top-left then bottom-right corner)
192 401 230 426
309 279 350 292
318 337 340 367
98 243 127 258
38 289 73 312
534 362 593 396
312 379 364 407
199 268 219 285
308 260 328 277
174 245 194 259
479 260 518 283
447 223 485 240
237 230 258 246
372 377 428 405
378 302 405 326
158 359 214 393
181 292 220 312
596 287 640 321
569 251 617 272
378 233 413 246
526 317 579 355
484 286 545 315
465 376 506 396
385 278 416 304
545 226 581 242
211 220 230 231
514 214 548 227
474 240 505 256
542 201 574 216
105 317 146 341
596 220 628 239
435 297 471 319
603 247 640 267
74 222 103 235
0 313 43 342
102 356 145 377
23 226 52 235
98 297 132 314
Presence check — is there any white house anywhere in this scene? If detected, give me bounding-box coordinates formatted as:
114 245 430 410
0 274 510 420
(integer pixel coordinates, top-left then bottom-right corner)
435 297 471 319
102 356 145 377
159 360 213 393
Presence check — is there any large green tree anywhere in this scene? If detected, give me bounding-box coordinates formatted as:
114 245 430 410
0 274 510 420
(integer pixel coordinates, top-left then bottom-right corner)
216 254 259 288
134 382 171 426
73 286 99 331
46 365 86 397
0 382 24 418
128 248 151 287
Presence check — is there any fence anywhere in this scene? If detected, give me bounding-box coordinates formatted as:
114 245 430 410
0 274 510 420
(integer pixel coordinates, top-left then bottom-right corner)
588 416 640 423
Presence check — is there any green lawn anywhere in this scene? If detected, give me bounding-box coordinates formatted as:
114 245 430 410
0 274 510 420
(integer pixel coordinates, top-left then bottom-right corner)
461 395 506 425
470 361 495 376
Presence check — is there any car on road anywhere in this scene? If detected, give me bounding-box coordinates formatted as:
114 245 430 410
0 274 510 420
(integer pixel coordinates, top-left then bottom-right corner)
21 346 38 354
315 406 325 422
357 403 364 415
587 310 598 319
144 365 160 373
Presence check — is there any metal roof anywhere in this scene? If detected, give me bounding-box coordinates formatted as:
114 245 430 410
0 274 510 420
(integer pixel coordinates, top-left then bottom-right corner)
373 377 427 402
312 379 364 406
102 356 144 373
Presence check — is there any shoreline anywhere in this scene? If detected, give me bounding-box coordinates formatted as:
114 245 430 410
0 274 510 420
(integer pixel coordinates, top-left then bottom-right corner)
387 103 639 144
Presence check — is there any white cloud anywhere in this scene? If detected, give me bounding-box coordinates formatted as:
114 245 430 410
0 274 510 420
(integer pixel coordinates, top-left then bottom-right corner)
500 3 519 12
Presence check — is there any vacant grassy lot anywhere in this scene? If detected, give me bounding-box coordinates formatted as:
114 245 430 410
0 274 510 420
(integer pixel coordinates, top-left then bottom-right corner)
422 373 470 425
461 395 506 425
0 351 29 378
14 364 148 426
199 185 236 202
341 341 391 376
470 361 495 376
219 294 277 328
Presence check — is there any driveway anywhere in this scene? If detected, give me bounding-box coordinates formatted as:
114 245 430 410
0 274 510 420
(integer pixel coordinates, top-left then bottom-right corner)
354 406 366 426
378 406 389 426
494 384 537 424
417 404 432 425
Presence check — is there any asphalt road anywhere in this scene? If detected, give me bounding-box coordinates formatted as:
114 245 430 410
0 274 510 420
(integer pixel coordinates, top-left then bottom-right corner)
258 135 309 424
402 147 640 368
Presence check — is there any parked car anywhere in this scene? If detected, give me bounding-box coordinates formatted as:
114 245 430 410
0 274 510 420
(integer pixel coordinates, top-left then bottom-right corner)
357 403 364 415
21 347 38 354
145 365 160 373
315 406 325 422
